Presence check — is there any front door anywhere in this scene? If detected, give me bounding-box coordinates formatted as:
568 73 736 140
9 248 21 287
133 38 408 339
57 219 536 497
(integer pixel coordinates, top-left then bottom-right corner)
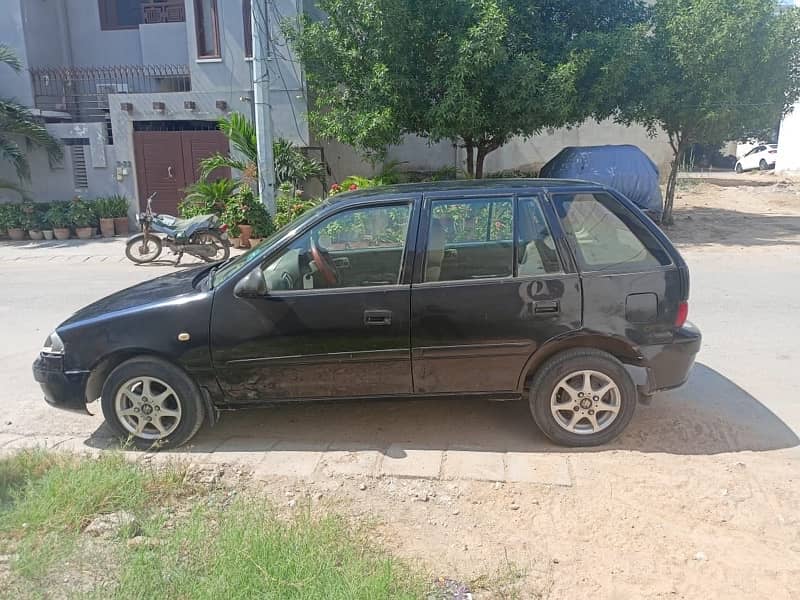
411 194 582 394
210 200 418 402
134 128 230 215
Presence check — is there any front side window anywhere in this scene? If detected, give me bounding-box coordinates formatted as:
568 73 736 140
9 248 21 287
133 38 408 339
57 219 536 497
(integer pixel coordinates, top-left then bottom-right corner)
99 0 143 30
517 197 562 276
261 203 411 291
424 197 513 282
553 192 671 272
194 0 221 58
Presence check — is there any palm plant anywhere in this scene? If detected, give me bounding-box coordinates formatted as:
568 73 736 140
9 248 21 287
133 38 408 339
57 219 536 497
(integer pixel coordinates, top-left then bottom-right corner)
0 44 62 181
199 112 324 190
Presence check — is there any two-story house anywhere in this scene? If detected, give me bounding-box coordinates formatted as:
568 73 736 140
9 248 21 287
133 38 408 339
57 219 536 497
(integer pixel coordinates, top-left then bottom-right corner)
0 0 312 219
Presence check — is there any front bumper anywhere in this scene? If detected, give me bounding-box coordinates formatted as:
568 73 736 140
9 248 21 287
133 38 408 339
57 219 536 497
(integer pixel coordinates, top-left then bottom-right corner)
639 322 702 393
32 354 90 413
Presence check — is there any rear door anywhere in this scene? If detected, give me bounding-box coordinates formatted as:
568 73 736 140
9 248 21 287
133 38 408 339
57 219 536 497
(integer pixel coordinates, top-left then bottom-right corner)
410 193 582 394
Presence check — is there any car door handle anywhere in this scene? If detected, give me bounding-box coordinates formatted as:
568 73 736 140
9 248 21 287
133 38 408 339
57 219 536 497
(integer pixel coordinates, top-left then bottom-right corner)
534 300 559 314
364 309 392 326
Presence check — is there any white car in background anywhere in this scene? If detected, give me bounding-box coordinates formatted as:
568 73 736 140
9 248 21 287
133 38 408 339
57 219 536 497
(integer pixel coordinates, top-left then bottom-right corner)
735 144 778 173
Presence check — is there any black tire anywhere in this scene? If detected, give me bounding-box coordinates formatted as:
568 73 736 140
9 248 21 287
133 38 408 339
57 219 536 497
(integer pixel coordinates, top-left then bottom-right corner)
759 159 768 171
528 349 636 447
195 231 230 262
125 233 162 263
100 356 205 450
735 163 743 174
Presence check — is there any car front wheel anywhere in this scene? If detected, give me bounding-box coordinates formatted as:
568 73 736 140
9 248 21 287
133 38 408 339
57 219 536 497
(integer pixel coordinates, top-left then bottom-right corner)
100 356 205 450
529 349 636 447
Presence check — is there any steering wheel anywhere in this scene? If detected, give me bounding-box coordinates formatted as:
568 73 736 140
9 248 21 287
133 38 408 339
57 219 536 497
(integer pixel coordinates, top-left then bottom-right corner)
310 234 339 286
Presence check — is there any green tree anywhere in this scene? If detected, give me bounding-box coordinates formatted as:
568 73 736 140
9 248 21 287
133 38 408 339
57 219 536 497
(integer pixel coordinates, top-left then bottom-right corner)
289 0 647 178
0 44 62 183
618 0 800 224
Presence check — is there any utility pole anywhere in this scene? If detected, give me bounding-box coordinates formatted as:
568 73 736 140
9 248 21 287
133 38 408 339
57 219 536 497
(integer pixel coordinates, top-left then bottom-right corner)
251 0 276 214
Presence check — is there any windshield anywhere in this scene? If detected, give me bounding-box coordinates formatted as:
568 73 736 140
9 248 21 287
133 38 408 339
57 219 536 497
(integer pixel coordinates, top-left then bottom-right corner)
211 202 329 288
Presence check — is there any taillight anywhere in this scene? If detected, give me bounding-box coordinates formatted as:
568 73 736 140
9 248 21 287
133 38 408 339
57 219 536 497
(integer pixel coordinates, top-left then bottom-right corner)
675 301 689 328
769 150 777 154
219 223 228 233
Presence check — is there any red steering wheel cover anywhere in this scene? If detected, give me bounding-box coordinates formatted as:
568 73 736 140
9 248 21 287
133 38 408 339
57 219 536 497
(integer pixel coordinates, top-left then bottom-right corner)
310 239 338 286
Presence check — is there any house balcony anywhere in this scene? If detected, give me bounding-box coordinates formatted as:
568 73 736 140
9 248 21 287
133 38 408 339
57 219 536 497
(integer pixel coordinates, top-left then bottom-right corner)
29 64 191 123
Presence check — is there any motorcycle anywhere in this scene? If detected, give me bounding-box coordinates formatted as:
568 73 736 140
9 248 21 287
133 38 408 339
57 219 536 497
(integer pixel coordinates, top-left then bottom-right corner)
125 193 231 265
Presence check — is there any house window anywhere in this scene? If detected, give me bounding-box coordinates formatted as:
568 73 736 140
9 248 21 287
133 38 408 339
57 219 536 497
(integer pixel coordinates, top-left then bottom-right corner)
99 0 143 30
194 0 221 58
243 0 253 58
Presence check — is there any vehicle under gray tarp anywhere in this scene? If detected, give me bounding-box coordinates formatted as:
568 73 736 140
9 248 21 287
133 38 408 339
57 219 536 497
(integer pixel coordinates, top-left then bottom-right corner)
539 145 664 219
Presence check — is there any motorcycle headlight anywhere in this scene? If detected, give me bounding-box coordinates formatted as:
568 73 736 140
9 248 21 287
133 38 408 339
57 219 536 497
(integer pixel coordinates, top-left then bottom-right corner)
42 331 65 355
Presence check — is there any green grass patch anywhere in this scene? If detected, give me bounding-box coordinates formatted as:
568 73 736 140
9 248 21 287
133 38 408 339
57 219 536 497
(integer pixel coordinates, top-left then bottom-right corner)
1 452 430 599
0 450 184 579
113 499 427 600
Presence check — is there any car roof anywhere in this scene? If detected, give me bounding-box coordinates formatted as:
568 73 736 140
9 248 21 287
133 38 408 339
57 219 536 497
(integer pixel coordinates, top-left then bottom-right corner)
327 178 601 203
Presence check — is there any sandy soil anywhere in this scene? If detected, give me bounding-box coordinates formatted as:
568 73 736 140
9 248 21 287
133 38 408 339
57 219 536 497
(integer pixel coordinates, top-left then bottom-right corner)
668 172 800 251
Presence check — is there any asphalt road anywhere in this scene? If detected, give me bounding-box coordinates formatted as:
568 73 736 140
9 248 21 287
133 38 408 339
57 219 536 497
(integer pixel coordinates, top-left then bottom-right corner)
1 240 798 462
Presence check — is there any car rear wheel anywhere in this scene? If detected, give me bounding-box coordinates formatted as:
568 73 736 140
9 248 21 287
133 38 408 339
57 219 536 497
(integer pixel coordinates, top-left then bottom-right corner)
759 159 768 170
735 163 743 173
529 349 636 447
100 356 205 450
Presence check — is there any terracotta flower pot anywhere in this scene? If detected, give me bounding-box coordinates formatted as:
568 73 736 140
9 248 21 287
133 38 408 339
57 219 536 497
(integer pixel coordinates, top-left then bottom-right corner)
53 227 70 240
29 230 44 241
43 230 54 240
249 237 262 248
113 217 129 236
76 226 94 240
231 237 241 249
238 224 253 246
99 218 115 238
8 228 25 241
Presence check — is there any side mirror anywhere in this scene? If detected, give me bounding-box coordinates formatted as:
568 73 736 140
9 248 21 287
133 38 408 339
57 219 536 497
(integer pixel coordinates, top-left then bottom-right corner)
234 268 268 298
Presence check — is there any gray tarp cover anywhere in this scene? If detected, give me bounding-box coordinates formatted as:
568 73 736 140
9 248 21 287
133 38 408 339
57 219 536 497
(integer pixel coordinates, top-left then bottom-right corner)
539 145 663 216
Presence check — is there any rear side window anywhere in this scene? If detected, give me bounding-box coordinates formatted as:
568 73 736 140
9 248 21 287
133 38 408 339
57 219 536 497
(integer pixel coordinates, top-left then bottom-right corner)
552 192 671 272
424 197 513 282
517 197 562 276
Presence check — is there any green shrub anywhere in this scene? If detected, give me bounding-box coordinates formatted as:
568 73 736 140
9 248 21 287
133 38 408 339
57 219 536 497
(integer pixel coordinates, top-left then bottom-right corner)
44 203 71 228
68 198 97 228
107 194 130 218
1 204 26 229
179 179 238 219
274 183 319 230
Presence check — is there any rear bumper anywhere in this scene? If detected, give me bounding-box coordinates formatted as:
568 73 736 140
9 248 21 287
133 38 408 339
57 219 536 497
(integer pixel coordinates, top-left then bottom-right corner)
639 322 702 394
32 354 90 413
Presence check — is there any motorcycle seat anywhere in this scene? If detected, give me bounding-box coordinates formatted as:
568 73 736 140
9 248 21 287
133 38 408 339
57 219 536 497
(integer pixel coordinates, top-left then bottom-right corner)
159 214 216 234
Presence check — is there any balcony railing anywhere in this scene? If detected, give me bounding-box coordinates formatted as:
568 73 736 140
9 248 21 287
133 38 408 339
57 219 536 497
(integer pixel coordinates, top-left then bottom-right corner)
29 64 191 122
142 1 186 24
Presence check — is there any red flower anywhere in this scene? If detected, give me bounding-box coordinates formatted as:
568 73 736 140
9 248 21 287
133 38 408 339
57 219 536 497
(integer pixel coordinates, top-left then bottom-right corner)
330 183 342 192
348 183 358 191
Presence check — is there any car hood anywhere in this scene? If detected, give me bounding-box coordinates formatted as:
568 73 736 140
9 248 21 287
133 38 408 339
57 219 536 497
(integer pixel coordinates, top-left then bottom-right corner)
60 265 211 328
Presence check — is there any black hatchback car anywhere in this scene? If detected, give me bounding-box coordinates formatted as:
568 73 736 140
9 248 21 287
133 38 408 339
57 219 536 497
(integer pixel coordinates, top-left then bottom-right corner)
34 180 700 448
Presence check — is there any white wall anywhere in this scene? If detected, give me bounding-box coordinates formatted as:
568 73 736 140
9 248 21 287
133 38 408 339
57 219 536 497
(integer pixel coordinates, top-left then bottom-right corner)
383 119 674 181
776 105 800 172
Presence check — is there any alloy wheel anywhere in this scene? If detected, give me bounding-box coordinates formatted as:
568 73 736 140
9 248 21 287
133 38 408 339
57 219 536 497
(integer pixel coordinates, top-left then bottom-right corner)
550 369 621 435
114 376 182 440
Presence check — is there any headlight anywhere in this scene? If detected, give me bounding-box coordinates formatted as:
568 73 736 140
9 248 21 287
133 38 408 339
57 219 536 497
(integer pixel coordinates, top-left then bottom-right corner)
42 331 65 355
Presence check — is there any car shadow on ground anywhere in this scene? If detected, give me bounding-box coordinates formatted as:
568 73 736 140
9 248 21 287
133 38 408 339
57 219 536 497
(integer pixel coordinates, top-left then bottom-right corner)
86 363 798 457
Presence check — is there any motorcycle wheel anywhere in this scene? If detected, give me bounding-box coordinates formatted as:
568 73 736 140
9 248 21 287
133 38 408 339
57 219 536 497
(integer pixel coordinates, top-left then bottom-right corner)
195 232 230 262
125 233 163 263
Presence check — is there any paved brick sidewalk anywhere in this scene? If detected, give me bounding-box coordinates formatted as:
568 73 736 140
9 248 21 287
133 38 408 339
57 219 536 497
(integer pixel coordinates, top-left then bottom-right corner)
0 432 573 486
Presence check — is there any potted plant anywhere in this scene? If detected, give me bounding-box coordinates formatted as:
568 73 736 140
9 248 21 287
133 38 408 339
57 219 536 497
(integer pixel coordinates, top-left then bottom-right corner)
93 197 116 237
4 204 26 241
45 202 71 240
38 202 54 240
108 194 130 236
69 198 97 239
222 196 246 248
22 203 44 240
